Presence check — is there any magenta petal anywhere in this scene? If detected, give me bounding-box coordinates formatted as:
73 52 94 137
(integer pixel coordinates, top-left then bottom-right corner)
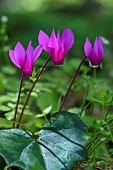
84 38 92 58
50 45 64 65
96 37 104 57
14 42 25 68
26 41 34 63
93 37 99 55
48 28 58 49
93 38 99 65
22 61 32 76
33 44 43 61
22 41 34 76
93 37 103 65
38 30 49 52
9 50 21 68
49 47 56 60
26 41 34 56
56 45 64 64
61 28 68 40
22 52 33 76
57 30 61 46
61 28 74 54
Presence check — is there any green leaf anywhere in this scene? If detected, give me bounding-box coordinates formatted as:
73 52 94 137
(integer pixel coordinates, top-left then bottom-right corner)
38 111 88 170
0 155 6 170
0 129 32 165
43 105 52 114
0 105 11 112
0 111 88 170
0 129 46 170
36 105 52 118
5 111 14 120
10 141 46 170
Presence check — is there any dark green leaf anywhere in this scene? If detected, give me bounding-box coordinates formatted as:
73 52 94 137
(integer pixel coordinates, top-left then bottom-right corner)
38 111 88 170
0 129 46 170
0 155 6 170
0 111 88 170
0 129 32 166
10 141 46 170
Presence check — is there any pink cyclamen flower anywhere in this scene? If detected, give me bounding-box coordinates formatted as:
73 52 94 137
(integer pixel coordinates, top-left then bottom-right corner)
84 37 104 66
9 41 42 76
38 28 74 65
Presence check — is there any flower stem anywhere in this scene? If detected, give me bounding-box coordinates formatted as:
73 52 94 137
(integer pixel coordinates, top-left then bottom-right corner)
59 56 86 111
93 124 96 169
12 73 24 128
16 56 51 128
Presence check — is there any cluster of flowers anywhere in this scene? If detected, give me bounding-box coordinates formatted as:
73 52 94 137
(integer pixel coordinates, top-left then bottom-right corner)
9 28 104 76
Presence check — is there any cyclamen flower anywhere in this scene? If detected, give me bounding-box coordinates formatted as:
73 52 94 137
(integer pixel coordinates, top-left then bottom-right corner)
38 28 74 65
9 41 42 76
84 37 104 66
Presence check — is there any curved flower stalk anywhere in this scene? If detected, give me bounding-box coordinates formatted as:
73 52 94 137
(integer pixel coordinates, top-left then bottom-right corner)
9 41 42 76
38 28 74 65
59 56 86 111
84 37 104 67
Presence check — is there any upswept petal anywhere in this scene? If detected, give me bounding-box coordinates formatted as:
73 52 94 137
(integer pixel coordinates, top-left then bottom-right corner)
93 37 99 56
33 44 43 61
26 41 34 57
93 37 100 65
61 28 68 40
14 42 25 68
93 37 103 65
84 37 92 58
9 50 21 68
97 37 104 58
25 41 34 65
61 28 74 53
48 28 58 49
57 30 61 46
38 30 49 52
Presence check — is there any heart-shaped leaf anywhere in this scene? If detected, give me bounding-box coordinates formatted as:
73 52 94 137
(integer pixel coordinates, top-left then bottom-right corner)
38 111 88 170
0 129 46 170
0 111 87 170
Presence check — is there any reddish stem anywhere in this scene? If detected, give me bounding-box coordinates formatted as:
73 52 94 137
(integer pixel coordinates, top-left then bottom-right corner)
12 73 24 128
59 56 86 111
